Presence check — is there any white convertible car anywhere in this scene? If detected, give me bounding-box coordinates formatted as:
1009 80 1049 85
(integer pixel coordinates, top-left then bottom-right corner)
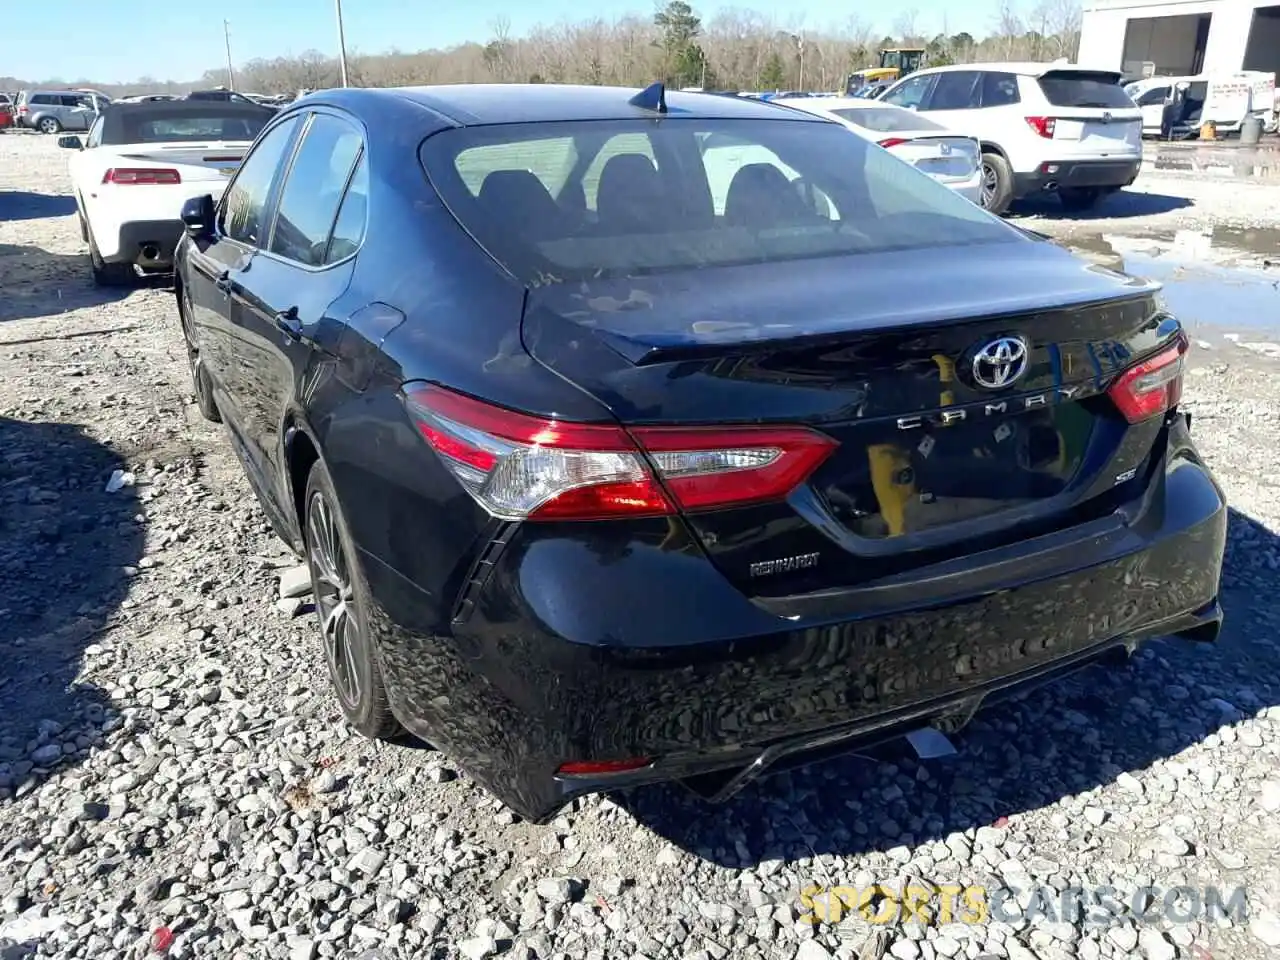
60 100 273 285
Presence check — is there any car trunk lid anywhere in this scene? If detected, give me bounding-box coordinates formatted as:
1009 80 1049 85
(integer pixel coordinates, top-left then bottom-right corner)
522 239 1182 596
879 135 980 183
111 142 252 182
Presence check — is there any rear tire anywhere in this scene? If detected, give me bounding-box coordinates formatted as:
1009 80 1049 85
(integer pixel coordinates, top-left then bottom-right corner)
303 459 402 740
88 229 135 288
178 285 221 423
37 116 61 134
979 151 1014 215
1058 187 1106 212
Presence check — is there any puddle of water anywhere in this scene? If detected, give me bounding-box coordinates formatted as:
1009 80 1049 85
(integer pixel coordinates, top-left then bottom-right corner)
1057 230 1280 334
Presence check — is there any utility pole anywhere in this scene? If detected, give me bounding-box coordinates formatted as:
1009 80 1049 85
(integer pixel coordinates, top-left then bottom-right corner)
335 0 350 87
796 33 806 92
223 20 236 91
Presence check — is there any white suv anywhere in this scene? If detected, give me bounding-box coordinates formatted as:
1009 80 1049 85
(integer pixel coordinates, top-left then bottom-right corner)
878 63 1143 215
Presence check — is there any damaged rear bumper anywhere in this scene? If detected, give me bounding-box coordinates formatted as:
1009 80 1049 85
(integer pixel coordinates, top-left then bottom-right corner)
369 413 1226 823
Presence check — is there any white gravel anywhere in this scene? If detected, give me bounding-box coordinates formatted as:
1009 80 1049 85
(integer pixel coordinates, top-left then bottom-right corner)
2 130 1280 960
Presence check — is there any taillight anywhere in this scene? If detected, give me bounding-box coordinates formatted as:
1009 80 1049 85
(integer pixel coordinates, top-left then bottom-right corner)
403 384 837 521
1025 116 1057 138
877 137 908 149
1107 334 1188 423
17 105 28 115
557 758 652 776
103 168 181 185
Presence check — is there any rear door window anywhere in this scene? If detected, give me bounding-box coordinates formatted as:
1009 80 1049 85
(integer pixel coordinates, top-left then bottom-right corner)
269 114 364 266
220 116 301 246
927 71 982 111
1038 71 1135 108
980 72 1021 107
325 155 368 264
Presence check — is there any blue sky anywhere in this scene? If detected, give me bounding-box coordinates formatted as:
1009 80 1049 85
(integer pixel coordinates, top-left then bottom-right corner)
11 0 992 84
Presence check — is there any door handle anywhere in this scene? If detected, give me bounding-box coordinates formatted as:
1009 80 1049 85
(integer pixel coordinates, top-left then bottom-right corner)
274 307 303 341
214 271 231 293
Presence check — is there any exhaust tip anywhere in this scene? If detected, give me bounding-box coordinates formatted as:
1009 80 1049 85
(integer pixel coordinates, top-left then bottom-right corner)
1044 181 1059 191
140 243 160 261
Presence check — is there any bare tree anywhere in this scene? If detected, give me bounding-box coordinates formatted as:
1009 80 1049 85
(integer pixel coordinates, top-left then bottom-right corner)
1042 0 1084 59
892 9 922 45
6 1 1094 96
993 0 1026 60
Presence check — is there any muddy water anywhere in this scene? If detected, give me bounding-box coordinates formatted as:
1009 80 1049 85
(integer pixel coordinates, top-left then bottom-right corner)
1057 228 1279 338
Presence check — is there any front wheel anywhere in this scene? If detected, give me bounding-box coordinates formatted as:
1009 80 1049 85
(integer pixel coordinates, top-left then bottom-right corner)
304 460 402 740
979 152 1014 215
37 116 61 134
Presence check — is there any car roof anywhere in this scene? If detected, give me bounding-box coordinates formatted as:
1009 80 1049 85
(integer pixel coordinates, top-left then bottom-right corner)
910 61 1120 78
355 83 826 125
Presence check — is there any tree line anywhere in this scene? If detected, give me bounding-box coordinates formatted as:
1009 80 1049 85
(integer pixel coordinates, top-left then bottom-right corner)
3 0 1083 98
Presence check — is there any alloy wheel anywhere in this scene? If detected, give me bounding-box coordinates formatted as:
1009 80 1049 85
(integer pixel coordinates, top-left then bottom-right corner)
980 163 999 208
307 490 362 709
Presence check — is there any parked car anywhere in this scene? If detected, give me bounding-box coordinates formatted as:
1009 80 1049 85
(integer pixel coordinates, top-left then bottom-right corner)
14 89 111 133
60 100 273 285
172 83 1225 823
187 88 269 106
773 96 983 203
878 63 1143 214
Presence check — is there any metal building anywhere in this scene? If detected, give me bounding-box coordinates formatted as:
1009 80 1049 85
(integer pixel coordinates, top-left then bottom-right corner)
1078 0 1280 78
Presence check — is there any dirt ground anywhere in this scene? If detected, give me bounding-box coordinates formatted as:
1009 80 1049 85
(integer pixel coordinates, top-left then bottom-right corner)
2 130 1280 960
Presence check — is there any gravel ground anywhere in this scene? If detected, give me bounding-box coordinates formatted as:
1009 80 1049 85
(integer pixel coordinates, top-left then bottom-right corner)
2 131 1280 960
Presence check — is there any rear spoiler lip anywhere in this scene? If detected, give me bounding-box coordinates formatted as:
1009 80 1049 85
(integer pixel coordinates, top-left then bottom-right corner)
590 284 1163 367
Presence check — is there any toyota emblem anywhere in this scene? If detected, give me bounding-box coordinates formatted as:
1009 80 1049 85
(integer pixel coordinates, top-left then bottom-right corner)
971 336 1030 389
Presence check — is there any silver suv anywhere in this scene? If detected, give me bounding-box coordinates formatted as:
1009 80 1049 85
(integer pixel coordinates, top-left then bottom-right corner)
16 90 111 134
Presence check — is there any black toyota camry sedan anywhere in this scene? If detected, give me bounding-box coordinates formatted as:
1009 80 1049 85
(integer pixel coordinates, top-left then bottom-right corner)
173 83 1226 822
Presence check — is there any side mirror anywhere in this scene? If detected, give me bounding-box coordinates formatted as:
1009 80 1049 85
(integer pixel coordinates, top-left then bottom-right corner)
180 194 216 239
57 135 83 150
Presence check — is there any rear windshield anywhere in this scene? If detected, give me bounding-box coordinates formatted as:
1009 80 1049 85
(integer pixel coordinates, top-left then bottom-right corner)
1038 71 1135 108
420 117 1018 285
830 106 947 133
111 110 269 144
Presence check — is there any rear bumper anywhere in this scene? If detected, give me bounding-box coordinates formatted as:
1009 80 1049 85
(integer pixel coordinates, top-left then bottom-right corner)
366 415 1226 822
1013 158 1142 198
942 174 983 205
102 219 184 269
